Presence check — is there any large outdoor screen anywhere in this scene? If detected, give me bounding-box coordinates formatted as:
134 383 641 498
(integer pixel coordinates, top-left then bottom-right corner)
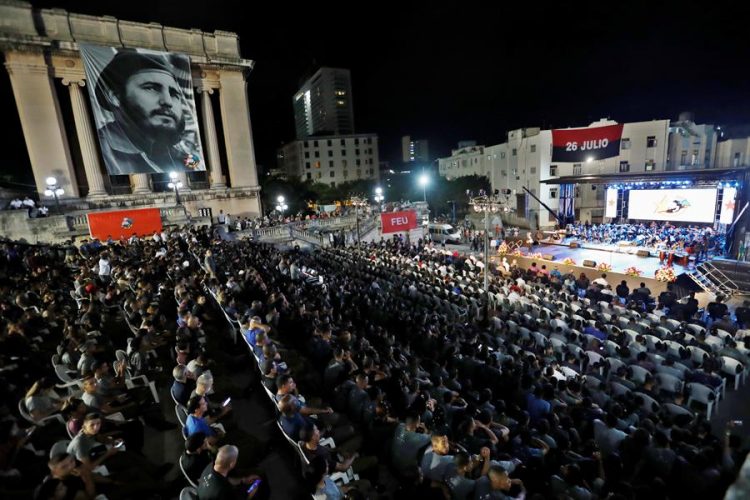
627 188 717 223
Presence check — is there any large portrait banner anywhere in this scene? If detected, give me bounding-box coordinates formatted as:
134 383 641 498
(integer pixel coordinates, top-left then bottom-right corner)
80 44 205 176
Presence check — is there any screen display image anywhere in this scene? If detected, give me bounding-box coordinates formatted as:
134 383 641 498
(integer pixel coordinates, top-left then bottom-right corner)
627 188 717 223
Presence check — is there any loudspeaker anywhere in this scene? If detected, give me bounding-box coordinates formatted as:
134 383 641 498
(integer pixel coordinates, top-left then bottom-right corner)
636 250 650 257
569 242 579 249
583 260 597 268
542 254 555 261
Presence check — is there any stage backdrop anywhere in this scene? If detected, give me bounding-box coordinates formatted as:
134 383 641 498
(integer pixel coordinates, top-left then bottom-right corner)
80 44 205 176
551 124 624 163
627 188 717 223
87 208 162 240
381 210 418 234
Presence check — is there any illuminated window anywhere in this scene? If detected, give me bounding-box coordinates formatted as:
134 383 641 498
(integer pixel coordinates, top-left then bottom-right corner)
314 161 321 168
337 100 345 105
619 161 630 172
645 160 655 171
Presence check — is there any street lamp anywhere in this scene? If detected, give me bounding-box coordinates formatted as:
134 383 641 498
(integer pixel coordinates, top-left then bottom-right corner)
469 190 512 310
44 176 64 213
167 171 183 206
418 173 429 202
275 195 288 214
374 187 384 211
349 194 368 244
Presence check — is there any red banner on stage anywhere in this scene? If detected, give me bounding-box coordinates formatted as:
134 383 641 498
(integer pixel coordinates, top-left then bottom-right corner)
87 208 162 240
380 210 418 234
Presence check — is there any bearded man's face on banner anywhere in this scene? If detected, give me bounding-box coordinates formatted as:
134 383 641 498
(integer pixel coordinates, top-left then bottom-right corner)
120 69 186 144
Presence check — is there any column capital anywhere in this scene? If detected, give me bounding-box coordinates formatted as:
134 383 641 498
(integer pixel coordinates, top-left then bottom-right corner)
61 78 85 88
196 85 217 95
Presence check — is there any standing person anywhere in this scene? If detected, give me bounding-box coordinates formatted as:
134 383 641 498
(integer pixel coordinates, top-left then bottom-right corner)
85 48 202 175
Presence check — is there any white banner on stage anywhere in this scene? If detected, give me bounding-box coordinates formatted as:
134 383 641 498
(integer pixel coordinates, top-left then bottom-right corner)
720 187 737 224
605 188 618 218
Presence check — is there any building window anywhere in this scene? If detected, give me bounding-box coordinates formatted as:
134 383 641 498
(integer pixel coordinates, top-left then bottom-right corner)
316 172 322 179
573 164 582 175
354 138 359 145
314 140 319 147
549 188 558 199
314 161 321 168
512 148 517 156
330 171 335 178
691 149 699 165
530 144 536 153
340 139 345 146
575 186 581 198
530 167 537 174
357 169 362 177
305 162 311 169
304 151 310 159
343 170 348 178
550 165 558 176
645 160 655 171
647 136 657 148
501 152 506 159
621 138 631 150
342 160 348 167
314 151 320 158
329 161 334 167
328 150 333 157
356 159 361 166
306 173 312 180
355 149 360 155
619 161 630 172
327 139 332 146
680 151 687 165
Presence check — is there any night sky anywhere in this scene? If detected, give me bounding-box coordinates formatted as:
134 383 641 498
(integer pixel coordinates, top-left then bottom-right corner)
7 1 750 174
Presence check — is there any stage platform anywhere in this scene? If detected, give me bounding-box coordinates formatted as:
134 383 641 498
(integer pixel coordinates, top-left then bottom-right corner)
532 241 692 277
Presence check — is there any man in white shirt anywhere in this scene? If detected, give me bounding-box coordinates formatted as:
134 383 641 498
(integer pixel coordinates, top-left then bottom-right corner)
593 274 609 287
98 253 112 283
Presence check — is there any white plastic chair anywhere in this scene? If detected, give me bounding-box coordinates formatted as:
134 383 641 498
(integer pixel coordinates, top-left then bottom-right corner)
686 382 717 420
634 391 660 415
720 356 745 390
179 487 197 500
179 454 198 488
655 372 684 395
687 346 710 366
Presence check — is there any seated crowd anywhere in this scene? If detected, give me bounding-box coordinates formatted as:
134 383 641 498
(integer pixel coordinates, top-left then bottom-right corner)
0 222 748 499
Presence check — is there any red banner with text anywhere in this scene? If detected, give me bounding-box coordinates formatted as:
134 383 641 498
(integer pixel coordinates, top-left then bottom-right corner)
551 124 624 162
380 210 418 234
87 208 162 240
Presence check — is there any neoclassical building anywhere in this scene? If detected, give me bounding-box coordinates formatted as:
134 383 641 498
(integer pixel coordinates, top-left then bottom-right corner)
0 1 262 219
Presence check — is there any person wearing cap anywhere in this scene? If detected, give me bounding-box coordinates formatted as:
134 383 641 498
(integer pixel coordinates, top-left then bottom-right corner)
93 49 194 175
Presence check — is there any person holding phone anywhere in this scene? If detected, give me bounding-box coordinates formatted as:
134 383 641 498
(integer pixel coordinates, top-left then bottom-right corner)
197 445 262 499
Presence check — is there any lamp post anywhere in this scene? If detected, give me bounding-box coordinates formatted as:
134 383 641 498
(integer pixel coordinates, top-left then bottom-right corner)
167 171 183 206
349 194 368 245
469 191 512 310
44 176 64 214
374 187 384 212
418 173 429 202
275 195 288 215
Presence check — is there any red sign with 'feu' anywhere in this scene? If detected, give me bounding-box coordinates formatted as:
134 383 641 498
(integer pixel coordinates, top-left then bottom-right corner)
380 210 418 234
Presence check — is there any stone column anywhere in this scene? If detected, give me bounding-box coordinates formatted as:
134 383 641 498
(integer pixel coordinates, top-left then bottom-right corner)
218 69 260 189
4 51 79 198
63 79 107 197
198 87 226 189
131 174 151 194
